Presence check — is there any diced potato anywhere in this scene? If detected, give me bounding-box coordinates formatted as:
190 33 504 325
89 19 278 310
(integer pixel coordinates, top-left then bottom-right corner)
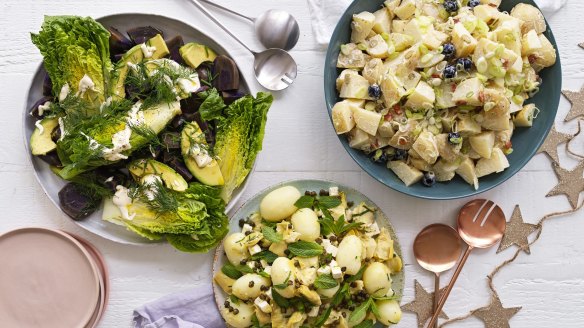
404 16 435 42
387 161 423 186
340 74 371 99
417 52 445 68
422 30 449 50
433 159 460 182
389 121 416 150
521 30 542 56
510 3 546 35
362 58 385 85
380 74 406 107
457 115 482 135
405 81 435 109
392 20 407 34
456 156 479 190
474 5 500 23
352 106 382 135
336 69 359 91
436 133 462 162
394 0 416 20
378 121 395 138
514 103 537 127
412 131 439 164
436 83 457 109
476 147 509 177
400 71 421 93
348 127 370 150
372 8 392 34
420 2 441 20
480 0 502 6
495 123 514 149
530 34 556 71
452 23 478 57
508 55 524 74
351 12 376 43
384 44 421 73
384 0 401 18
366 34 389 59
469 131 495 158
410 156 433 172
331 101 356 134
345 98 366 108
494 19 522 55
390 33 415 51
452 77 483 106
481 108 511 131
337 43 367 69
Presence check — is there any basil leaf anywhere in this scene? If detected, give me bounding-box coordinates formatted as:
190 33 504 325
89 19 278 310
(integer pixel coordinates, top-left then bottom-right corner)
313 306 332 328
332 283 349 306
258 271 270 278
313 274 338 290
272 289 290 308
318 196 341 209
353 319 375 328
318 205 336 236
261 226 282 243
251 250 278 264
294 195 315 208
288 241 323 257
349 298 372 325
221 263 243 279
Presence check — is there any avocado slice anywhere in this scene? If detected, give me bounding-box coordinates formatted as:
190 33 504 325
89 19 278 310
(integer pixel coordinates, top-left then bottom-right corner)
181 122 224 186
111 44 144 98
128 159 188 192
179 43 217 68
30 117 59 155
146 34 170 59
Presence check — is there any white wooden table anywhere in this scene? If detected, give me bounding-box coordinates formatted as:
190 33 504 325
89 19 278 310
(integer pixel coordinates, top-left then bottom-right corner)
1 0 584 327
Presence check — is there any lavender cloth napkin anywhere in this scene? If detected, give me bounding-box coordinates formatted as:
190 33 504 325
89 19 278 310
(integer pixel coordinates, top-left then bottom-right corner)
133 284 224 328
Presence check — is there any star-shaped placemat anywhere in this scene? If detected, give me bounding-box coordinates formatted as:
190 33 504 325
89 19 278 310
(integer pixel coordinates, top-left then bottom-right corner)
547 161 584 209
497 205 539 254
473 293 521 328
537 125 573 164
563 87 584 122
403 280 448 328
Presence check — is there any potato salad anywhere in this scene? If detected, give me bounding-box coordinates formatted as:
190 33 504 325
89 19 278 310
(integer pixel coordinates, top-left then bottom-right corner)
214 185 403 328
331 0 557 189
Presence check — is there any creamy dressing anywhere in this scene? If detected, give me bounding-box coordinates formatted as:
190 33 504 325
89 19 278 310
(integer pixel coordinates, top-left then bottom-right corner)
141 174 162 201
58 117 67 141
76 74 95 97
113 185 135 220
177 74 201 94
105 176 114 183
188 143 213 168
102 102 145 162
58 83 70 102
140 43 157 58
36 101 52 116
34 120 44 135
100 96 113 113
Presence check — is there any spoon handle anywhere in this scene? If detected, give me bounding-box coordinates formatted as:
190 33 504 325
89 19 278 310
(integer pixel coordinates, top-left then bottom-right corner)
187 0 255 54
198 0 255 23
433 272 440 328
427 246 473 328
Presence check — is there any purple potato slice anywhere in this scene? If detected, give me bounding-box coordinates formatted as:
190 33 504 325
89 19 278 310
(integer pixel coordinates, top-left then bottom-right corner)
212 55 240 91
222 90 245 105
38 151 62 167
58 183 101 220
126 26 163 45
166 35 185 64
107 26 134 58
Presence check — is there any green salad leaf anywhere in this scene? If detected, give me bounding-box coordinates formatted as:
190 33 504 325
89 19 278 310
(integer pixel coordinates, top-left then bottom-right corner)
31 16 113 106
214 92 273 202
287 241 323 257
198 88 226 121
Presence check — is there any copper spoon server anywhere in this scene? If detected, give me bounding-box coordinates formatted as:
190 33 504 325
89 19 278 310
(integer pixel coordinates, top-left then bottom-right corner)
426 199 506 328
414 224 463 328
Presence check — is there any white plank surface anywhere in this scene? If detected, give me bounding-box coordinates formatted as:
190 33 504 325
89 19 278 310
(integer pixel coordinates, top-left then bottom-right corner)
1 0 584 327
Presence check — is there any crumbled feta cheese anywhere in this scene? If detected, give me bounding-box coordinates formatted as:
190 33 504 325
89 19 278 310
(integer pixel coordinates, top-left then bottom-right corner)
113 185 135 220
260 259 268 268
263 266 272 276
194 152 213 168
34 120 44 135
249 244 262 256
345 210 353 222
331 266 343 279
140 43 157 58
58 83 70 102
76 74 95 97
330 259 338 267
365 222 381 237
317 265 331 275
265 288 273 300
329 186 339 196
100 96 112 113
254 297 272 313
308 306 320 317
247 261 256 269
242 224 253 234
322 239 338 256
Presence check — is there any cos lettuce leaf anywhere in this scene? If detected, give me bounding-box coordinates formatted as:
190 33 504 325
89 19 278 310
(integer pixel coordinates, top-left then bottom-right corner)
198 88 226 121
214 92 273 202
31 16 113 106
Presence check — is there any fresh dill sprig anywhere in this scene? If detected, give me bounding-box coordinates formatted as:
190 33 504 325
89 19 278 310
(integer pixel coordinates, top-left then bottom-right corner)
129 123 164 149
144 180 179 214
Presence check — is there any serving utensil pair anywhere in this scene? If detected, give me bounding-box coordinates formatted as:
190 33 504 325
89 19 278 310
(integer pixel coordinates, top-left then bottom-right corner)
414 199 507 328
187 0 298 91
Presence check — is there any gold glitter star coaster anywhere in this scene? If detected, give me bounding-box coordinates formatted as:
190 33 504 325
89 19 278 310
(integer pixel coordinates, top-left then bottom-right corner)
537 125 573 164
402 280 448 328
473 292 521 328
547 160 584 209
497 205 539 254
562 87 584 122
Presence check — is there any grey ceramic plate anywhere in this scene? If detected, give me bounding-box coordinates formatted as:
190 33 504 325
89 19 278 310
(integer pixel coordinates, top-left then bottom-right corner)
212 179 404 326
23 14 252 245
324 0 562 200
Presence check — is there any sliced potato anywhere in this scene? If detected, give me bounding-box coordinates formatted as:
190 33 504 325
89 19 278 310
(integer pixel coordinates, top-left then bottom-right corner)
331 101 356 134
372 8 392 34
387 161 423 186
475 147 510 177
456 156 479 190
351 12 376 43
469 131 495 159
366 34 389 58
514 103 537 127
510 3 546 35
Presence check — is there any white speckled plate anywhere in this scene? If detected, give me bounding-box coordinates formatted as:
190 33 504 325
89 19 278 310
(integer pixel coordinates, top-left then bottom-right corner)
212 179 404 326
23 14 252 245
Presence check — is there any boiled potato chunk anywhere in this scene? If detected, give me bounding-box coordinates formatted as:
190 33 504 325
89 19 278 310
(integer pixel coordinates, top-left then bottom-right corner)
336 235 363 275
232 274 271 300
456 157 479 190
403 16 434 42
337 43 367 69
457 115 482 135
336 69 359 91
474 5 500 23
331 101 356 134
481 108 511 131
394 0 416 20
340 74 371 99
375 300 402 325
372 8 392 34
510 3 546 35
422 30 448 50
348 128 370 150
476 148 510 177
531 34 557 70
271 257 296 298
221 301 254 328
514 103 537 127
214 271 235 294
224 233 250 265
452 23 478 57
367 34 389 58
469 131 495 159
405 81 435 109
387 161 423 186
291 208 320 242
433 159 460 182
452 77 483 106
436 133 462 162
351 12 376 43
412 131 439 164
352 106 382 136
260 186 301 222
380 74 406 107
521 30 542 56
363 262 392 297
317 284 340 298
362 58 385 84
390 33 414 51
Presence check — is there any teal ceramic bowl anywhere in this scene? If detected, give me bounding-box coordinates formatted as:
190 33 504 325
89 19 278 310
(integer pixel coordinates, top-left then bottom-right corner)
324 0 562 200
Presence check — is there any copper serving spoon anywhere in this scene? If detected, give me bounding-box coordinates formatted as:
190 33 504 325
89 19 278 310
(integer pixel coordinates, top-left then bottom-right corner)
426 199 506 328
414 224 463 328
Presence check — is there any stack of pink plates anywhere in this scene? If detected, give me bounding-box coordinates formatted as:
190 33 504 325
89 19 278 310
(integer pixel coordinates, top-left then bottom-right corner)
0 227 109 328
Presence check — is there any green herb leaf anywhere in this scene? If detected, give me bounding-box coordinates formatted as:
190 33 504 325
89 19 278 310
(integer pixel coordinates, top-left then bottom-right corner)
372 294 400 301
229 294 241 304
198 88 226 121
314 274 339 290
313 306 333 328
353 319 375 328
258 271 270 278
318 196 342 209
370 299 381 318
332 283 349 306
349 298 372 326
346 266 367 284
221 263 243 279
261 226 282 243
352 206 373 218
288 241 323 257
273 271 291 289
251 250 279 264
271 289 290 308
294 195 315 208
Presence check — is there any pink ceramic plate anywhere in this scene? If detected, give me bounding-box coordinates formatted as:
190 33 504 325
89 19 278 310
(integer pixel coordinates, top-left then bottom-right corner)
0 228 100 328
